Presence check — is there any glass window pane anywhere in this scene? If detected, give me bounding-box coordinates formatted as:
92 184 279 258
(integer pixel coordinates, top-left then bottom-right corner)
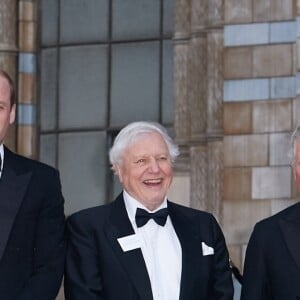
40 49 58 131
58 131 107 215
60 0 109 44
162 40 174 124
163 0 175 35
41 0 58 46
110 42 160 127
59 45 108 129
112 0 160 40
39 134 57 167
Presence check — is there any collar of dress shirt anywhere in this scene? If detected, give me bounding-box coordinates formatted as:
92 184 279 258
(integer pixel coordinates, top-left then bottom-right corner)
123 190 168 227
0 144 3 172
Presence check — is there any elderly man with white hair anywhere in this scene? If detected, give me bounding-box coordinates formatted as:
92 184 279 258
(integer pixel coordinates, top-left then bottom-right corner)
65 121 233 300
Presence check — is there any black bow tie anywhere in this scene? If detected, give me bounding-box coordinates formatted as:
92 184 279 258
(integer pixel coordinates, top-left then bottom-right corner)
135 208 168 227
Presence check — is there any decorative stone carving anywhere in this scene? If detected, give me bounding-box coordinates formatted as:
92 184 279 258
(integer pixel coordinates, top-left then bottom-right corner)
174 42 191 143
0 0 17 51
174 0 191 39
190 141 223 221
190 35 207 139
207 0 223 27
190 145 208 210
191 0 207 30
207 140 223 222
207 29 223 135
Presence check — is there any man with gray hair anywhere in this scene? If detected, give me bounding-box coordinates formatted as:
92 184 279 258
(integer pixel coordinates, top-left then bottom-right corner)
241 126 300 299
65 121 233 300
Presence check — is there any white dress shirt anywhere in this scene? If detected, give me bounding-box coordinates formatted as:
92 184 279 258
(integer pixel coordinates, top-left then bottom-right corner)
0 144 3 178
123 190 182 300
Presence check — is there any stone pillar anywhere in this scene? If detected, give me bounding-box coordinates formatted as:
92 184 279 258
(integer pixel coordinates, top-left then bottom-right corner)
0 0 18 150
190 145 208 210
190 0 207 139
173 0 192 174
174 0 224 221
174 0 191 143
174 42 191 142
207 0 223 27
189 35 207 139
206 29 224 221
207 140 223 222
207 30 223 136
17 0 38 158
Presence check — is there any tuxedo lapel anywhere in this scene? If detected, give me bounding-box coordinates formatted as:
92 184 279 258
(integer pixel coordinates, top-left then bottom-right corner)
279 206 300 270
104 195 153 300
168 202 203 300
0 154 32 261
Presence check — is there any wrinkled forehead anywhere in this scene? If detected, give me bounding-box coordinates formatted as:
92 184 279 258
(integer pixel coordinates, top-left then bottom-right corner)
123 132 168 154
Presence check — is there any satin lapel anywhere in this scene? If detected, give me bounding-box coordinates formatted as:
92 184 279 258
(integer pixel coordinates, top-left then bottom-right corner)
104 195 153 300
168 202 202 300
279 212 300 270
0 163 32 261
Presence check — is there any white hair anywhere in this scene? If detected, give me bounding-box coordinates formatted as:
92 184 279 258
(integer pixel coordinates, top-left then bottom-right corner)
109 121 179 167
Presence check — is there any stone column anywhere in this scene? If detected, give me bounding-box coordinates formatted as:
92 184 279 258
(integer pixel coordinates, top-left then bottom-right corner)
206 0 224 221
190 145 208 210
17 0 38 158
207 30 223 136
174 0 225 222
190 0 207 139
0 0 18 150
173 0 192 174
174 42 191 143
189 35 207 139
207 140 223 222
190 141 223 223
174 0 191 143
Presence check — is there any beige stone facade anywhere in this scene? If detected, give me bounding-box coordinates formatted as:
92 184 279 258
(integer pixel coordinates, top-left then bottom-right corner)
172 0 299 272
223 0 298 270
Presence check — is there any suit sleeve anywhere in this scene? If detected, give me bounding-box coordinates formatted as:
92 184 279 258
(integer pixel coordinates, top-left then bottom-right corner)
241 224 271 300
15 169 66 300
210 215 234 300
64 214 104 300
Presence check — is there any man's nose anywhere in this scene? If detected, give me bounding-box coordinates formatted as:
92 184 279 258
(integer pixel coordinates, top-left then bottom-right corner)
148 158 160 172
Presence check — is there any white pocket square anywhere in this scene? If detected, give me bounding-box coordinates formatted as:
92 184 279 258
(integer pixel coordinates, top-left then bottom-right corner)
202 242 214 256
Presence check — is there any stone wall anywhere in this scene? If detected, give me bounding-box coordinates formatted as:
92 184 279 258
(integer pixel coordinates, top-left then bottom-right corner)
172 0 300 271
222 0 298 270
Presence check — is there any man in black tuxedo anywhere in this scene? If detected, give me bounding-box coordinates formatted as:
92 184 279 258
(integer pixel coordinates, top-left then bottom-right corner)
0 70 65 299
241 126 300 300
65 121 233 300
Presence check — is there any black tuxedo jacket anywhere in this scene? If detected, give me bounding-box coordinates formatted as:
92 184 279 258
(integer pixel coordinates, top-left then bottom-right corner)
64 193 233 300
0 147 65 300
241 202 300 300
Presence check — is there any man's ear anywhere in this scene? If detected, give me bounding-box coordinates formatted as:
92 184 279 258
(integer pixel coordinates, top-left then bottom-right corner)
9 104 16 124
